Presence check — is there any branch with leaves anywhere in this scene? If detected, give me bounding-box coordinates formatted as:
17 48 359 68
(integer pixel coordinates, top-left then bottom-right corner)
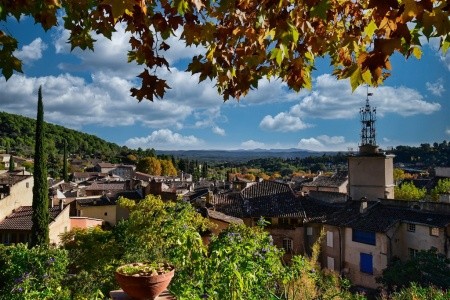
0 0 449 101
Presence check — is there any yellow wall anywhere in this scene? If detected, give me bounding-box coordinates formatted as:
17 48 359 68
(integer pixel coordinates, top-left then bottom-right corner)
77 204 117 226
49 206 71 245
0 176 33 221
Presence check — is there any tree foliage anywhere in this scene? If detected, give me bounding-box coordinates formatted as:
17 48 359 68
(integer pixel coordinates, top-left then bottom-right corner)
378 249 450 291
136 156 162 175
30 86 49 247
394 181 426 201
1 0 449 101
430 178 450 201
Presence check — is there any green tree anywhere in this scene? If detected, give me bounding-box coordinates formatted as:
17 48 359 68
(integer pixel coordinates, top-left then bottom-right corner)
430 178 450 201
30 86 50 247
378 249 450 291
8 154 14 172
1 1 449 101
62 139 68 182
394 182 426 201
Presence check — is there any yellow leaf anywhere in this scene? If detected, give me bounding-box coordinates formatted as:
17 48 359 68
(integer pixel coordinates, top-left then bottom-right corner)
412 47 422 59
364 20 377 38
362 70 372 85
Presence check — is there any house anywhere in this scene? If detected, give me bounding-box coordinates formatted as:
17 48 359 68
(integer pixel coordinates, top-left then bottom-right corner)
84 182 127 197
231 176 255 191
75 195 118 226
110 164 136 180
210 180 305 257
0 203 70 245
0 174 34 221
94 162 117 174
302 197 450 289
301 171 348 195
0 154 13 169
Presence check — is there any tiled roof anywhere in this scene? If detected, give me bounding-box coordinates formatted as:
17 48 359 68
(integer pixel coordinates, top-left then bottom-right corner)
301 197 346 223
0 206 63 230
302 171 348 188
84 182 126 191
77 196 116 207
0 174 32 185
211 180 305 219
305 199 450 232
206 209 244 224
97 162 116 168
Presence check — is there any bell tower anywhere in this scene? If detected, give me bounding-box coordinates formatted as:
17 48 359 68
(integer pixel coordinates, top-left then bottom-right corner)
348 90 395 201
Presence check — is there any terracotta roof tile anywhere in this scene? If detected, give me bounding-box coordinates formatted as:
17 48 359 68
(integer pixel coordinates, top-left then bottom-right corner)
0 206 63 230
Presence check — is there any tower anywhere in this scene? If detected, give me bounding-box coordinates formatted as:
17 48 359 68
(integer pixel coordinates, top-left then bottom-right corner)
348 91 395 201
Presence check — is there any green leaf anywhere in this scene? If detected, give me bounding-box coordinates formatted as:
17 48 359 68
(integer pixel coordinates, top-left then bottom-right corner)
288 23 299 44
310 0 330 20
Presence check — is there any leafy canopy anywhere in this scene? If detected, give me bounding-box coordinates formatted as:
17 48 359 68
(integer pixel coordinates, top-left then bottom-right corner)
0 0 449 101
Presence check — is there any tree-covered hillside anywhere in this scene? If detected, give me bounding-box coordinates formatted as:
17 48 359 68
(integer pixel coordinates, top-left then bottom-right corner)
0 111 124 161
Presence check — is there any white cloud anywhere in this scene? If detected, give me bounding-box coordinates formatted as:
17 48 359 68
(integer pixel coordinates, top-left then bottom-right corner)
297 135 353 151
446 128 450 135
0 73 193 129
212 126 226 136
14 38 48 64
297 138 324 149
426 78 445 96
260 112 310 132
316 135 345 144
241 140 266 149
125 129 203 150
289 74 440 119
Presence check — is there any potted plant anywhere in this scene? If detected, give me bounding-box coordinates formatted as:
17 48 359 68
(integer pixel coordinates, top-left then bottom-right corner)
115 262 175 300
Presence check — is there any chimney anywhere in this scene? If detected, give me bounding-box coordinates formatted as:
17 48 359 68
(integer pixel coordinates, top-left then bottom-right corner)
59 199 64 211
360 197 368 214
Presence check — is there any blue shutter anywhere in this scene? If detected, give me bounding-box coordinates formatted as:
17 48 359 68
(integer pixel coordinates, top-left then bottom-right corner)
353 229 376 245
360 253 373 274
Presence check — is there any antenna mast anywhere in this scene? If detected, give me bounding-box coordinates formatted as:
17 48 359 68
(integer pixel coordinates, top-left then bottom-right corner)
360 88 377 148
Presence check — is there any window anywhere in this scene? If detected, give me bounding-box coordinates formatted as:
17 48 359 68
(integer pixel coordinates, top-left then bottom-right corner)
407 223 416 232
430 227 439 237
352 229 376 245
279 218 289 225
360 253 373 274
326 231 333 248
307 227 313 236
283 238 293 253
104 212 108 216
26 182 29 188
408 248 418 258
327 256 335 271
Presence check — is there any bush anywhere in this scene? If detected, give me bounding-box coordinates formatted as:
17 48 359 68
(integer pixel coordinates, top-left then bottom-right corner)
0 244 69 300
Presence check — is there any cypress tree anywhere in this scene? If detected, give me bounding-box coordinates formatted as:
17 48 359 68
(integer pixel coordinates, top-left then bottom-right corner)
63 139 68 182
30 86 50 247
8 154 14 172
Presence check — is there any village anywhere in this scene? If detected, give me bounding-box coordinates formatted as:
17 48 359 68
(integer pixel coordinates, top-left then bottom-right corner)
0 98 449 295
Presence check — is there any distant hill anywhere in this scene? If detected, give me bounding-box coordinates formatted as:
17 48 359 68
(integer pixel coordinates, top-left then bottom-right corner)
0 111 124 161
156 149 336 163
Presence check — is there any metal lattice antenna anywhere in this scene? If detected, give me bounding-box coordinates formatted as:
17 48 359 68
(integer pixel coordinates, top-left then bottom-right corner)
360 88 377 147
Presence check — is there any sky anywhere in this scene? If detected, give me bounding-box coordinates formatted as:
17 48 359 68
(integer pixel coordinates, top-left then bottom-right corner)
0 15 449 152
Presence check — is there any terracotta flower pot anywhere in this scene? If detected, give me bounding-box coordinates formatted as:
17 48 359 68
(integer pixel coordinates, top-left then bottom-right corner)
115 263 175 300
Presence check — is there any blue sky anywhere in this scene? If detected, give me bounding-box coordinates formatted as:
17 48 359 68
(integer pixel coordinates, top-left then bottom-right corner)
0 16 449 151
